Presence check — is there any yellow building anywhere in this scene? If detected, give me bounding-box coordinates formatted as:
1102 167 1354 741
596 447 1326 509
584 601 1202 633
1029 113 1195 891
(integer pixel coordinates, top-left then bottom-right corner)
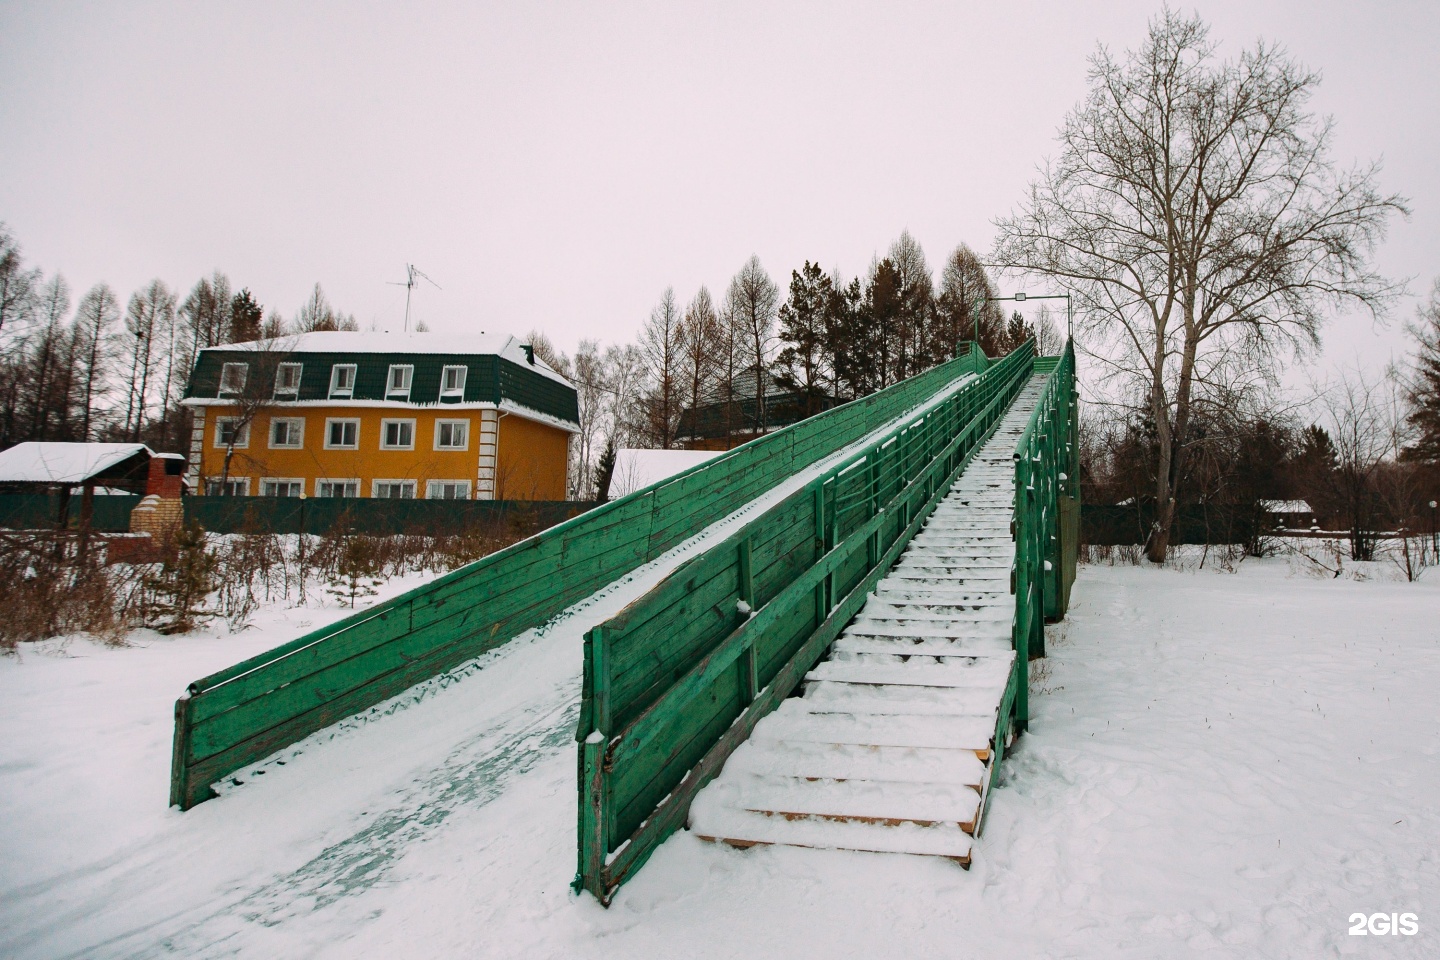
182 331 579 500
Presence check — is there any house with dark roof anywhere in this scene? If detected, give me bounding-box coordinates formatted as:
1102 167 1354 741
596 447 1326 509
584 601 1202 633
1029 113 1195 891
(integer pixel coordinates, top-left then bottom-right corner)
182 331 579 500
674 367 838 451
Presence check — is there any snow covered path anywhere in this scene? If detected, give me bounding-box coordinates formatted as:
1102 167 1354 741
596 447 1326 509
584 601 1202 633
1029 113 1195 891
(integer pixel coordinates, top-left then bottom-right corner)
5 553 1437 957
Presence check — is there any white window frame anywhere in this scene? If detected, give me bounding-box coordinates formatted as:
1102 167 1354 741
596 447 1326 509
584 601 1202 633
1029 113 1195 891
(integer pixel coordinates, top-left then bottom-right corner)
426 479 472 500
371 479 417 499
329 363 357 398
434 418 469 451
259 477 305 498
315 478 361 498
205 476 250 496
324 418 360 450
386 364 414 400
439 365 467 399
380 418 416 450
274 362 303 398
214 417 249 449
269 417 305 449
219 362 248 396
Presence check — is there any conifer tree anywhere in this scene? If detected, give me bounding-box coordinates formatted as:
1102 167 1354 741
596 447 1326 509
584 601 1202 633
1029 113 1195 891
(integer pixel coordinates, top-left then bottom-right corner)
1404 280 1440 463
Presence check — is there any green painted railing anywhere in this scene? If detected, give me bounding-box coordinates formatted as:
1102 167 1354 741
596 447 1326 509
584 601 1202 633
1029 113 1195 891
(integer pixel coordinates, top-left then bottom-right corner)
574 344 1039 903
170 345 997 810
998 340 1079 770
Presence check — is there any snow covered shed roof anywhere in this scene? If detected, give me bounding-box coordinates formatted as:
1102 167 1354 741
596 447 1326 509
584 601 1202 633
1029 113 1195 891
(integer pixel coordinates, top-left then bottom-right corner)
1260 499 1314 515
0 442 153 486
185 331 579 426
609 449 722 498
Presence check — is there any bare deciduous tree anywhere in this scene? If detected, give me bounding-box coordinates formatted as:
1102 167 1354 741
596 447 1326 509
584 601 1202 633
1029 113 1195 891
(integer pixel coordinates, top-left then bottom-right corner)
72 284 120 441
121 279 177 441
639 287 683 448
992 9 1407 562
726 256 779 435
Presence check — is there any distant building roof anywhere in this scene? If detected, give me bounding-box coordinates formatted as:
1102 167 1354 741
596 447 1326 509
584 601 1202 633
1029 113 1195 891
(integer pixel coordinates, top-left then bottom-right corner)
1260 499 1314 514
202 331 572 387
186 330 580 427
0 442 152 485
609 449 722 497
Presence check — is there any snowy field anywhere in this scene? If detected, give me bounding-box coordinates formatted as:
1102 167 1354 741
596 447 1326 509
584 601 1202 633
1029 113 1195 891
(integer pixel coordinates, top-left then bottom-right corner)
1 551 1437 959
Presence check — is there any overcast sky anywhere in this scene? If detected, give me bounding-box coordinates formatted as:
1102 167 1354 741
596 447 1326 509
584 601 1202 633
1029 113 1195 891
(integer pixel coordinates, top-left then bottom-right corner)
2 1 1436 378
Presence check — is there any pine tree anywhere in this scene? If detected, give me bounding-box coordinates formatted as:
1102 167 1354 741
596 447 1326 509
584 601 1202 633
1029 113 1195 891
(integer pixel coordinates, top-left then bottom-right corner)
1404 280 1440 463
595 440 618 502
776 262 833 414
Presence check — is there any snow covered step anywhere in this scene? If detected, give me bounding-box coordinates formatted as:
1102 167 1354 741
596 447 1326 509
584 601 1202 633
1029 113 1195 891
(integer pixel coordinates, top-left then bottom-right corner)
860 598 1009 616
872 586 1007 604
721 739 989 784
801 680 1006 717
751 706 998 750
841 623 1011 643
690 806 975 863
705 773 982 830
810 656 1013 691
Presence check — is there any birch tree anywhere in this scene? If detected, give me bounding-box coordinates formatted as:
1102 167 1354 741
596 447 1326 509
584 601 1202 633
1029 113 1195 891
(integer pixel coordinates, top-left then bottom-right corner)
992 9 1407 561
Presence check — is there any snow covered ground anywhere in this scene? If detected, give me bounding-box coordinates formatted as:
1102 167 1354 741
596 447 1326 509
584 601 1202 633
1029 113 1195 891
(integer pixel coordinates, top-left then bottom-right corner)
2 549 1437 959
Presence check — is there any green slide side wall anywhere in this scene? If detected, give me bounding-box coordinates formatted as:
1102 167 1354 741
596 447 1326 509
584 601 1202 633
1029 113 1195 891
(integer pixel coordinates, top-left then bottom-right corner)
987 341 1078 793
575 344 1040 903
169 345 998 810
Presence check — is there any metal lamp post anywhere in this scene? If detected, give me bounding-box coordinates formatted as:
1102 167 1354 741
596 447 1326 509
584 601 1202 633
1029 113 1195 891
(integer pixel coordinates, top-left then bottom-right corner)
980 291 1074 350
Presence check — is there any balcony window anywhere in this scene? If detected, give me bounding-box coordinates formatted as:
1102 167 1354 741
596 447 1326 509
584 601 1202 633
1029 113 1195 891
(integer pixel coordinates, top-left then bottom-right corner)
440 365 467 399
329 364 357 398
274 362 302 397
219 362 248 395
386 364 414 399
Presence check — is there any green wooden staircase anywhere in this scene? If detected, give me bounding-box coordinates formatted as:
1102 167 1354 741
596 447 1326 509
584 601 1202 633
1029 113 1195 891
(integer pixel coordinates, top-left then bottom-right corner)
575 342 1079 903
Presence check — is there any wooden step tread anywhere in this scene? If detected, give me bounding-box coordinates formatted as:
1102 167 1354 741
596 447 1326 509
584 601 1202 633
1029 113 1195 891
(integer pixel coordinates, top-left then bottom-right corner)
752 707 998 750
722 738 991 783
707 774 982 829
690 807 974 862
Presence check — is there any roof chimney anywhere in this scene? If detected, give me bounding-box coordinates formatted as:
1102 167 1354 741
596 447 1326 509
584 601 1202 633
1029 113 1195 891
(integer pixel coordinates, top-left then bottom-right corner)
521 344 535 365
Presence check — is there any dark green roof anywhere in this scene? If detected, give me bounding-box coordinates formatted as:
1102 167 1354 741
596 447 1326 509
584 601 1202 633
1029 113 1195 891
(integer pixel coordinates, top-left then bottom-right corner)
186 345 578 426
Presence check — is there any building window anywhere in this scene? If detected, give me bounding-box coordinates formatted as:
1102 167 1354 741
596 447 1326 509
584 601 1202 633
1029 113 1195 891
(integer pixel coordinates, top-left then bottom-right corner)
315 478 360 498
273 362 302 397
427 480 471 500
270 417 305 449
329 364 357 398
205 477 249 496
440 365 467 399
325 418 359 449
386 364 414 399
219 362 248 395
260 478 304 497
215 418 249 448
372 479 416 499
434 419 468 450
380 419 415 450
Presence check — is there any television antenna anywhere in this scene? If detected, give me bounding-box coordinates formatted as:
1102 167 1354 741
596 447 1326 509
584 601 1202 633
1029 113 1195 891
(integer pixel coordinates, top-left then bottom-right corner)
388 264 441 332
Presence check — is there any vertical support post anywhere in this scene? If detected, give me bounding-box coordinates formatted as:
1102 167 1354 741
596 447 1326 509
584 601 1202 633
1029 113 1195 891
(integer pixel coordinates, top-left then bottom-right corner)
578 623 613 901
737 538 758 704
580 731 610 901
